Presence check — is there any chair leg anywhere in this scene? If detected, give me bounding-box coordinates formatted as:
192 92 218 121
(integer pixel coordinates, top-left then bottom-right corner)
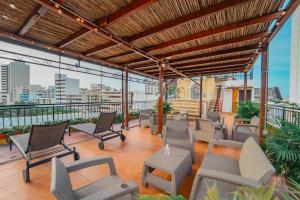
68 127 71 136
23 162 30 183
9 140 12 151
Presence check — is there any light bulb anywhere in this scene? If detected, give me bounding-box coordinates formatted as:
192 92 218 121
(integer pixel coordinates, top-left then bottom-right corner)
9 3 16 9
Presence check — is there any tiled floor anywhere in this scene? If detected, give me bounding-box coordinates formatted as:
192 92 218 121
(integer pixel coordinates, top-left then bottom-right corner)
0 113 239 199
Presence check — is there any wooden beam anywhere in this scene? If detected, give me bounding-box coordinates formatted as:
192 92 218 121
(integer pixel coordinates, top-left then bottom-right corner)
267 0 300 44
18 5 48 35
187 67 244 76
172 54 253 68
146 11 283 52
157 31 268 59
169 44 259 64
58 27 91 48
82 0 157 55
126 44 259 67
128 0 253 41
119 58 154 66
107 11 279 59
98 0 157 28
163 67 244 78
153 65 245 76
248 0 300 70
259 45 269 144
34 0 158 62
85 42 118 56
131 52 255 70
148 60 249 73
0 29 120 69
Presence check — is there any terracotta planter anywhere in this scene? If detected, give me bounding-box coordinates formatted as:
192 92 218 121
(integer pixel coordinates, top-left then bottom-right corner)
0 133 8 145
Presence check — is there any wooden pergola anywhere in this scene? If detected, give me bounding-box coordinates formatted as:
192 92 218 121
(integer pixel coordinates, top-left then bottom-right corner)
0 0 299 142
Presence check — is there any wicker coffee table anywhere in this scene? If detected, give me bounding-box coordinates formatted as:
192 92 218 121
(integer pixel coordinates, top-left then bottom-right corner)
142 146 192 194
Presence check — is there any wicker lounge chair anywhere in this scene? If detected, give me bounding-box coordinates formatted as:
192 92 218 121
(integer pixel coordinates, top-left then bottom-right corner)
139 109 153 127
69 112 125 150
163 119 195 163
51 156 139 200
9 121 79 182
190 138 275 200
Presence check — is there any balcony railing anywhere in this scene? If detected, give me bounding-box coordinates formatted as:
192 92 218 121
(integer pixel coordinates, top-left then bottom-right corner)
0 101 156 128
267 104 300 126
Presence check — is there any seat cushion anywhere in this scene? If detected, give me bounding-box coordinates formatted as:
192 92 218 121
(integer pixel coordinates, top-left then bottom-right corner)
74 175 130 200
201 153 240 176
70 123 96 134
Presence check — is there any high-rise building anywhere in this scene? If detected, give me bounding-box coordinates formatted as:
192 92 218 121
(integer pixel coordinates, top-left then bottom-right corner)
55 74 80 103
1 61 30 103
290 5 300 104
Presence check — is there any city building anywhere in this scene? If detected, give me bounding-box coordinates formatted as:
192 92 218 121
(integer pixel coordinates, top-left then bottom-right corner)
33 86 55 104
290 6 300 104
1 61 30 103
254 87 283 102
55 73 80 103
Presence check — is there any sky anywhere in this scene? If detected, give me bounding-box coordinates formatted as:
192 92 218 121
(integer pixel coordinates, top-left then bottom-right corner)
0 10 295 99
252 17 292 99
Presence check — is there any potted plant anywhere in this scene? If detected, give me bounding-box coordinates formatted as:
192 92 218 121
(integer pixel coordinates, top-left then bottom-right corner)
236 101 259 119
155 101 173 114
0 132 7 144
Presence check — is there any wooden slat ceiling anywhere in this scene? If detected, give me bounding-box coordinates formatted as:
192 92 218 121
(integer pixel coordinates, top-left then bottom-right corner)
0 0 298 79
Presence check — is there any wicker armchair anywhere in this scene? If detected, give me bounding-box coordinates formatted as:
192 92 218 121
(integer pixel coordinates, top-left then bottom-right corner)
232 116 260 142
139 109 153 127
51 156 139 200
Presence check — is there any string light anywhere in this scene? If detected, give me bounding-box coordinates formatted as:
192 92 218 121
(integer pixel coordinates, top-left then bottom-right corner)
94 27 98 31
2 10 9 20
57 8 62 14
76 17 81 22
9 0 16 9
80 18 84 23
54 3 60 8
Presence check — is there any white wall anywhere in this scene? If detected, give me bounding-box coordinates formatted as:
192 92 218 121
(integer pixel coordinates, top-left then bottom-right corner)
290 6 300 104
222 89 232 112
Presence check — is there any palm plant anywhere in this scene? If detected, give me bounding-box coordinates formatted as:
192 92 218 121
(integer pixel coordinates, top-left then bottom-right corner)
263 118 300 182
203 181 299 200
155 101 173 114
236 101 260 119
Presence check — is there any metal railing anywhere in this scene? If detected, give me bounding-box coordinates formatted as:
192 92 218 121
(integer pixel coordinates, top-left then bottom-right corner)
0 101 156 128
267 104 300 126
